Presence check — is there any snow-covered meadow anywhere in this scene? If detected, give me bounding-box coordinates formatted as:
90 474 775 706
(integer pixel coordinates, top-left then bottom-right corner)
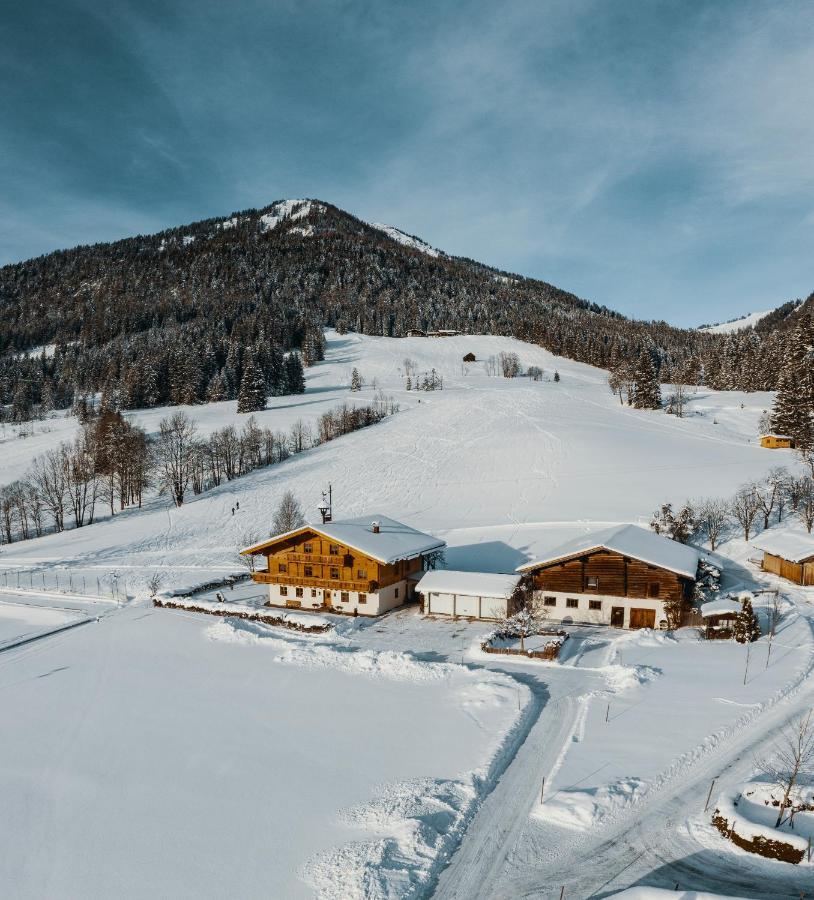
0 329 811 898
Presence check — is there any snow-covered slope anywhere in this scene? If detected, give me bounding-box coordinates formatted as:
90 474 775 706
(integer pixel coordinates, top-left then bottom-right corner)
0 330 780 588
368 223 441 257
699 309 773 333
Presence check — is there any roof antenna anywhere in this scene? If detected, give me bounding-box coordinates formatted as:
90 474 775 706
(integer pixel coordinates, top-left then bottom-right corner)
318 484 332 524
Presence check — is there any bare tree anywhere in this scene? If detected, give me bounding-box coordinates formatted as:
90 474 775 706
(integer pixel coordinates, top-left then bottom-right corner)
237 529 261 573
272 490 305 536
30 447 67 532
797 475 814 533
499 351 521 378
730 484 761 541
695 497 729 551
289 419 311 454
758 709 814 827
154 411 198 507
755 476 782 531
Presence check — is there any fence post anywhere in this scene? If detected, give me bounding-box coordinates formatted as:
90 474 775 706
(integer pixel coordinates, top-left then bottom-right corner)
704 777 717 812
540 776 545 804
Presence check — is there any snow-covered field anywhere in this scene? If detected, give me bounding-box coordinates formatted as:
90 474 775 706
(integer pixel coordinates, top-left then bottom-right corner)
0 329 811 899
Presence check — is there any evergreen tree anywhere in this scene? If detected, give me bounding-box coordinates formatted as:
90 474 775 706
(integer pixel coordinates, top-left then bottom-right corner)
284 353 305 394
771 315 814 448
237 353 267 413
734 595 761 644
350 368 362 392
205 370 227 402
631 350 661 409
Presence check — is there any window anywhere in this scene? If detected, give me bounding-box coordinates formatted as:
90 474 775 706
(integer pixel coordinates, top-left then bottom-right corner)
544 596 557 607
304 565 313 577
566 598 579 609
330 567 339 579
358 593 367 604
329 544 339 556
395 587 399 598
586 576 599 590
341 591 349 602
295 587 303 598
280 586 288 597
278 563 287 573
311 589 318 598
648 582 660 598
589 599 602 611
303 543 313 554
357 568 367 579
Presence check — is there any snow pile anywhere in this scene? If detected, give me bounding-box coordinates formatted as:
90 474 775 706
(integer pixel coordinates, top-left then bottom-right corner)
610 890 753 900
260 199 324 232
538 777 647 830
210 617 464 681
369 222 441 257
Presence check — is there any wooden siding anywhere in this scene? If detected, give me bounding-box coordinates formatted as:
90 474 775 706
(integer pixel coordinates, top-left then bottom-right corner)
760 435 794 449
761 551 814 585
531 549 689 602
254 529 424 591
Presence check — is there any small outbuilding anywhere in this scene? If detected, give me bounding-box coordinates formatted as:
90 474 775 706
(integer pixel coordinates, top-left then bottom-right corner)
759 434 795 449
700 597 741 638
753 531 814 585
463 352 477 363
415 570 521 620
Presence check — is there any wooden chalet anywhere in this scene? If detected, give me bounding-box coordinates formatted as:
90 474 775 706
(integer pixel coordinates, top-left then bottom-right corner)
516 524 700 629
753 531 814 585
759 434 795 449
240 515 446 616
462 352 477 363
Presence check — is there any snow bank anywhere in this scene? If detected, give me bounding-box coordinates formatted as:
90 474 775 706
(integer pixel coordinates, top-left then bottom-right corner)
538 777 647 830
610 889 753 900
156 596 332 633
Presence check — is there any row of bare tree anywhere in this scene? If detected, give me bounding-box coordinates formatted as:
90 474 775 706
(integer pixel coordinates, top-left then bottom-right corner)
0 410 149 544
153 394 399 509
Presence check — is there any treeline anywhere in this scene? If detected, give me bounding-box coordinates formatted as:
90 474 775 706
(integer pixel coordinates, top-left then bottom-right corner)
3 198 807 424
0 393 398 545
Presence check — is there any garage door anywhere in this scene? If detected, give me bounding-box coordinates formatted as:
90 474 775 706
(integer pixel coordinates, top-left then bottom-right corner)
428 592 455 615
456 595 480 618
629 608 656 629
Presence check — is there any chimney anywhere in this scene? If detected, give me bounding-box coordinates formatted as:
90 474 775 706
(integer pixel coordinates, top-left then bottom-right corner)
371 521 380 534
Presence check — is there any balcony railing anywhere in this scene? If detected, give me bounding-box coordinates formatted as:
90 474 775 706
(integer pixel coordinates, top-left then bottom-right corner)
252 572 377 593
284 552 349 565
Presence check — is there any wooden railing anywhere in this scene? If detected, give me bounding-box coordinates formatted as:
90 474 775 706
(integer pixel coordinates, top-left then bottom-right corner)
251 572 376 593
284 552 349 565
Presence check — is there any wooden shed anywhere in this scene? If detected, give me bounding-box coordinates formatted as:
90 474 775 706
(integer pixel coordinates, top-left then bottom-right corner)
463 352 477 363
753 532 814 585
759 434 795 449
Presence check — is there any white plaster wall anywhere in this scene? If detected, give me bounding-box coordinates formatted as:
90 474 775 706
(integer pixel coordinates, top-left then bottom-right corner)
534 590 668 629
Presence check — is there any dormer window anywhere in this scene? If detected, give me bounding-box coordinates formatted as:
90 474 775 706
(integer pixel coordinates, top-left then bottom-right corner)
303 543 313 554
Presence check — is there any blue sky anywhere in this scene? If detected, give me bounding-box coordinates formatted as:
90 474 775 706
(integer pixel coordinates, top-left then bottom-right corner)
1 0 812 326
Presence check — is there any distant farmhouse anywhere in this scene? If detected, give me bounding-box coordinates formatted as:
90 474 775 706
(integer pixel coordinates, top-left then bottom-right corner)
517 524 699 629
241 515 445 616
753 531 814 585
463 352 477 363
759 434 795 450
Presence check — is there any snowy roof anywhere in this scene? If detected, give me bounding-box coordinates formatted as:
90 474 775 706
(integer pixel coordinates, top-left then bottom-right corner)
414 570 521 599
752 530 814 563
241 514 445 565
759 433 793 440
516 524 700 579
701 598 742 617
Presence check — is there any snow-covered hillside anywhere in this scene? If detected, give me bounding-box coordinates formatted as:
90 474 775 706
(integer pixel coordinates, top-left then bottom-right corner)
1 330 780 584
369 222 442 256
700 309 773 333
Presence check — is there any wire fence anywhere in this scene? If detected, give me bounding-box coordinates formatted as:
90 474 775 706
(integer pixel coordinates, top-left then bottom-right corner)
0 569 128 602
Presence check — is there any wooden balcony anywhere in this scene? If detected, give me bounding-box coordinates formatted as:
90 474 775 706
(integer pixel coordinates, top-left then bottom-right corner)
284 552 350 565
252 571 377 593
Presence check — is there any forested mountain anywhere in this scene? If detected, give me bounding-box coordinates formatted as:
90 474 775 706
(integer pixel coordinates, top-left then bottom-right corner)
0 198 808 420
